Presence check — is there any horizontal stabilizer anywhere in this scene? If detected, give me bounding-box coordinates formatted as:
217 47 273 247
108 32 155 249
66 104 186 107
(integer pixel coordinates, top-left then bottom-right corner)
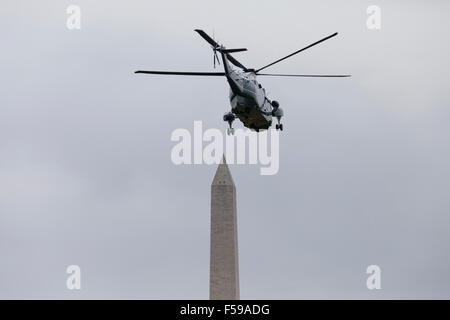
220 48 247 53
194 29 248 71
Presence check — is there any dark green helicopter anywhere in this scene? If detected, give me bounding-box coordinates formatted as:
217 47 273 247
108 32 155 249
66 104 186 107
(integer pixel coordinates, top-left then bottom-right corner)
135 29 349 135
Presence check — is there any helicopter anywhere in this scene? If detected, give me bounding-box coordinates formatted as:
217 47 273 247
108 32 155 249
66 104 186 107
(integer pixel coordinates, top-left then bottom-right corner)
135 29 350 135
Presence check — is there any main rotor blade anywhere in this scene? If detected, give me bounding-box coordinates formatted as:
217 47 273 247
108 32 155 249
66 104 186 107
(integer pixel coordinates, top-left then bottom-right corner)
224 54 247 70
194 29 219 48
135 70 225 76
257 73 350 77
255 32 339 73
194 29 248 71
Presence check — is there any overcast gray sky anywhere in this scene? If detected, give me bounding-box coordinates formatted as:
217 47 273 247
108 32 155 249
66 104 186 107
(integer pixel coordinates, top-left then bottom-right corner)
1 0 450 299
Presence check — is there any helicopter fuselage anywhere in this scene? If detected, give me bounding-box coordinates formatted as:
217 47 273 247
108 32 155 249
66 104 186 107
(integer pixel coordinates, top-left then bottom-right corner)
222 54 274 131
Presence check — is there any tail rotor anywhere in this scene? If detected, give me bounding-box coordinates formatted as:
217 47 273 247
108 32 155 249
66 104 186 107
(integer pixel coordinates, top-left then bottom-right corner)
212 30 221 69
213 47 220 68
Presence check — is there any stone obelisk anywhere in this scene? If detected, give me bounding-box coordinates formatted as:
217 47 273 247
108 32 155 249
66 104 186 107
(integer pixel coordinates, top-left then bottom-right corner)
210 156 240 300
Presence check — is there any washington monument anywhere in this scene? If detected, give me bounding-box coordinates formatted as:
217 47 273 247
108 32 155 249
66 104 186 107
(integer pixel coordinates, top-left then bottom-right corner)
210 156 240 300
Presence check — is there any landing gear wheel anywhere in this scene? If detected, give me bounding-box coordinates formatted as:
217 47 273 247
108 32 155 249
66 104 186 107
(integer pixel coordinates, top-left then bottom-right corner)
275 116 283 131
224 112 236 135
227 128 235 135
